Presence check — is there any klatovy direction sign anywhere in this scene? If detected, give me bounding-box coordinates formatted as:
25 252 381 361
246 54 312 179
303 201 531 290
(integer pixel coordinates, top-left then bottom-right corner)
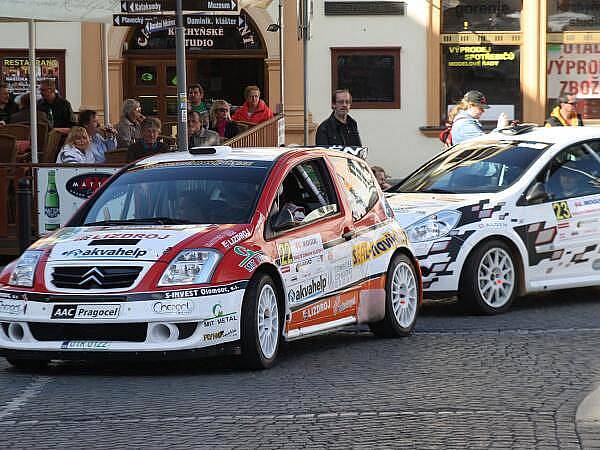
120 0 239 14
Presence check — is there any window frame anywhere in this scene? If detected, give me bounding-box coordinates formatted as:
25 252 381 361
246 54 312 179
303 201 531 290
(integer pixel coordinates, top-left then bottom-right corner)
265 157 342 239
331 47 401 109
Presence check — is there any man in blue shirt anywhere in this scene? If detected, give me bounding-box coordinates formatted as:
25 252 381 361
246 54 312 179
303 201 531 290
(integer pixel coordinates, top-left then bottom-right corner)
78 109 117 163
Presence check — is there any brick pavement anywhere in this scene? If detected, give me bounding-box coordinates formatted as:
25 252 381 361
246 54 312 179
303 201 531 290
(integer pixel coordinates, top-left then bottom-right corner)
0 289 600 448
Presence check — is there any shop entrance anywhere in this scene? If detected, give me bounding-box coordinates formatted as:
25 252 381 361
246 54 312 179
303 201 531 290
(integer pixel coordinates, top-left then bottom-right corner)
123 10 267 125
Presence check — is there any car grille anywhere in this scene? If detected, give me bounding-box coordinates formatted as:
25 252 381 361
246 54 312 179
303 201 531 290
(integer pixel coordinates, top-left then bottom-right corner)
51 266 143 290
28 322 148 342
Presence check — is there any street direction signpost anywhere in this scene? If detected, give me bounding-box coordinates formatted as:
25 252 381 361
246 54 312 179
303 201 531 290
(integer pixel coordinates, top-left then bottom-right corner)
120 0 239 14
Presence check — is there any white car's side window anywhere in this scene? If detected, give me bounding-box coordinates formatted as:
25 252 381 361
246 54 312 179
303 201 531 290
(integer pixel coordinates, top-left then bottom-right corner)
543 141 600 200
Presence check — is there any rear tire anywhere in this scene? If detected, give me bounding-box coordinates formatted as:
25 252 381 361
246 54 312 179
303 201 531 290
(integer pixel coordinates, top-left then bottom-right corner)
370 254 420 337
6 357 49 371
240 273 281 370
459 239 518 315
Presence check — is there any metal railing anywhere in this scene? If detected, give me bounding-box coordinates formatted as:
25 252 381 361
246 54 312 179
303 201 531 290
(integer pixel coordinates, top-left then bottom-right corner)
225 114 283 148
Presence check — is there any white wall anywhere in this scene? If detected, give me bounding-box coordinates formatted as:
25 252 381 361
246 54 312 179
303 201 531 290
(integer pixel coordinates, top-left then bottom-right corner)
0 22 82 111
308 0 440 178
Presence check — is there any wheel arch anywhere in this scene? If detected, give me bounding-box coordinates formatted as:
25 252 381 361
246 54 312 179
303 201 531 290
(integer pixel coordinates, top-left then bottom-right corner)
250 263 286 310
390 247 423 302
459 234 526 296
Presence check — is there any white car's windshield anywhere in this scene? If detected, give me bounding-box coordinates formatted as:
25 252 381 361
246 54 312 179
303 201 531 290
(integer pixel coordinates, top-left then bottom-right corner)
80 160 272 225
393 141 549 194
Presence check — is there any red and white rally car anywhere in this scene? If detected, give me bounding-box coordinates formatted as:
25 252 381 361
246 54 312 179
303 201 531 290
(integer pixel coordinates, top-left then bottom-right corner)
0 146 421 369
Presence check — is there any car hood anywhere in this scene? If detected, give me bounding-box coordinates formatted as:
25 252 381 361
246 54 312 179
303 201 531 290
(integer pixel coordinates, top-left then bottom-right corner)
34 225 231 262
385 192 489 227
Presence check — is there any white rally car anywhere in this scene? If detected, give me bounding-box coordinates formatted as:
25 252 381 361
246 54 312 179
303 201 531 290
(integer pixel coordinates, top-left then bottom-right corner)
387 126 600 314
0 146 420 370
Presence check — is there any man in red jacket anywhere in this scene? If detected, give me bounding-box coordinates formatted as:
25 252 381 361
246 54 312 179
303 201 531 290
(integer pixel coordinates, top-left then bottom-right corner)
232 85 274 124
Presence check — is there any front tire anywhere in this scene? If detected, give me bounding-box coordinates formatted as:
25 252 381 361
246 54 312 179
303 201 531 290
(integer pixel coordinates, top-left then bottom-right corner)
6 357 49 371
370 253 420 337
240 273 281 370
459 239 518 314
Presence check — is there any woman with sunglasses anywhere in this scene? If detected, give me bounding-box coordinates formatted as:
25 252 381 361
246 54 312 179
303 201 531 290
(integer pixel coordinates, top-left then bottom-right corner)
545 93 584 127
209 99 240 139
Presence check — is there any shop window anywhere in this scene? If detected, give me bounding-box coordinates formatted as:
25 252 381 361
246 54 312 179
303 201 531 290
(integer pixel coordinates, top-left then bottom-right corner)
442 44 521 123
138 95 159 116
135 66 157 86
331 48 400 109
547 44 600 120
442 0 522 33
547 1 600 32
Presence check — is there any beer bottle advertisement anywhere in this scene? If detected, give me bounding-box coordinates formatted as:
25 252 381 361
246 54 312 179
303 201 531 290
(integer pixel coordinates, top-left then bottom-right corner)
44 170 60 231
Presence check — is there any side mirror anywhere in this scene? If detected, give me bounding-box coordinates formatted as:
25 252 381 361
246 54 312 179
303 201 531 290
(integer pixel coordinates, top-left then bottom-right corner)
271 208 295 232
524 182 549 205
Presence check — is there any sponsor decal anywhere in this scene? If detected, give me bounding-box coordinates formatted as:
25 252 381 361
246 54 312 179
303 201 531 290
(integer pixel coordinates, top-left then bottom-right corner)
552 201 572 220
0 291 27 301
202 311 238 328
573 198 600 216
352 231 401 266
277 242 293 266
203 329 237 341
66 173 111 199
206 229 236 247
162 282 245 299
61 341 110 350
593 259 600 271
278 234 323 266
302 298 331 320
221 228 252 249
333 294 356 315
153 301 194 315
61 247 148 259
0 300 25 316
74 233 170 241
331 257 353 290
51 304 121 319
288 274 328 305
234 245 264 272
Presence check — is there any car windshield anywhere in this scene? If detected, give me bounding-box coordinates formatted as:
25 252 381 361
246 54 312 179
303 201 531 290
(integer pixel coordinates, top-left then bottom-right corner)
81 160 272 225
392 140 549 194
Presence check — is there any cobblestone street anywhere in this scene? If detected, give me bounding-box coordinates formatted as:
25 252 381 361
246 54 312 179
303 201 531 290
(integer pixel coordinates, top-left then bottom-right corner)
2 289 600 449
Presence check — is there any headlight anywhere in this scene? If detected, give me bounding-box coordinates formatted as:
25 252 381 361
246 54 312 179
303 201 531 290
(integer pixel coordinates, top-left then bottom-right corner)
158 249 221 286
405 210 461 243
9 250 43 287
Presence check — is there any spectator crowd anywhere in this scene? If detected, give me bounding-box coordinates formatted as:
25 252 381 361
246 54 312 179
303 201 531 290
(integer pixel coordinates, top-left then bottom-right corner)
0 80 275 164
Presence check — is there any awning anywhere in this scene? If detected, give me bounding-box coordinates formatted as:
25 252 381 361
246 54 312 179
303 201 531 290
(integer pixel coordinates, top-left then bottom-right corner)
0 0 120 22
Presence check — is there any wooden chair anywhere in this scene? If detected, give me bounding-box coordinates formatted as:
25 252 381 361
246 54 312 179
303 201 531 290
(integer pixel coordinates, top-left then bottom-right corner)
162 121 177 137
104 148 128 164
1 123 30 140
0 134 17 163
44 128 66 163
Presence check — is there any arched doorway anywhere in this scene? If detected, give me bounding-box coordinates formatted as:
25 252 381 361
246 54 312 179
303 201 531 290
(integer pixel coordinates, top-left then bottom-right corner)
123 11 268 124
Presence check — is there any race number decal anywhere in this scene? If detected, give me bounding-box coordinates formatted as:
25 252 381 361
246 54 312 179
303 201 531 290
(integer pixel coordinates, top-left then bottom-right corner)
277 242 293 266
552 201 571 220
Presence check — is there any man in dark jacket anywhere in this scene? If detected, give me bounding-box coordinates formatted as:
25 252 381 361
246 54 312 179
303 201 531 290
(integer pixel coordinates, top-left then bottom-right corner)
545 93 584 127
127 117 169 162
316 89 362 147
37 79 75 128
0 83 18 125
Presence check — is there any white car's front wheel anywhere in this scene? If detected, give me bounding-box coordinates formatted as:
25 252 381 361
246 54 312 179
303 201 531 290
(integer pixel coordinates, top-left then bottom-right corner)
460 239 518 314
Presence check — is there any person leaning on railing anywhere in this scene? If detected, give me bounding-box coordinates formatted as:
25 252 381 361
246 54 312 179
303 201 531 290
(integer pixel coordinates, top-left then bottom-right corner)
231 85 274 125
209 100 239 139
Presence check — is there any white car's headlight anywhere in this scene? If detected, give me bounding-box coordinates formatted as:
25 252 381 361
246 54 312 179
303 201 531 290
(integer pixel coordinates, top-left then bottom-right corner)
158 249 221 286
9 250 43 287
405 210 461 243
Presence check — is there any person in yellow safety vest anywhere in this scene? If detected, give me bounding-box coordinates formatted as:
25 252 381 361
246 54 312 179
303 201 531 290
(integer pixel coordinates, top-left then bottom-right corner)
545 93 584 127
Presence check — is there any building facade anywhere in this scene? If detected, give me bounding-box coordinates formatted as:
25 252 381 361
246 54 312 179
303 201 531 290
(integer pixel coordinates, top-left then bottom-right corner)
1 1 599 176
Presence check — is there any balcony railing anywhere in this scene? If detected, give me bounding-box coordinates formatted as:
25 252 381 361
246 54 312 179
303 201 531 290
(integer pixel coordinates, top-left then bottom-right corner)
225 115 283 148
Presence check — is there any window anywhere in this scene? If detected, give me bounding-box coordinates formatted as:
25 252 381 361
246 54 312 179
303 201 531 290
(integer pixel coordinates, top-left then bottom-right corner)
269 159 339 232
330 156 379 221
541 142 600 201
135 66 157 86
547 44 600 120
442 43 521 123
442 0 522 32
547 1 600 32
331 48 400 109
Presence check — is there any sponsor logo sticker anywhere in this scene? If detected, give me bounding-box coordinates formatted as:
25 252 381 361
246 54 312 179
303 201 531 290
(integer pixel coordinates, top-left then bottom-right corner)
0 300 25 316
287 274 328 304
153 301 194 315
75 233 171 241
221 228 252 249
61 341 110 350
234 246 264 272
352 231 401 266
162 282 245 299
61 247 148 259
301 298 332 321
51 304 121 319
66 173 111 199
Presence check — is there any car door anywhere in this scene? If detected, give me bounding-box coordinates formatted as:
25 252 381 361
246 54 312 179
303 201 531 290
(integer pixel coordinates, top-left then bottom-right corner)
266 157 354 334
520 140 600 287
